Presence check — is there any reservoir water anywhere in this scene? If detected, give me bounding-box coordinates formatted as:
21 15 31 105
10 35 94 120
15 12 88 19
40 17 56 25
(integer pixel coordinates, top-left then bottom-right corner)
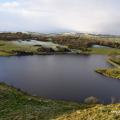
0 55 120 103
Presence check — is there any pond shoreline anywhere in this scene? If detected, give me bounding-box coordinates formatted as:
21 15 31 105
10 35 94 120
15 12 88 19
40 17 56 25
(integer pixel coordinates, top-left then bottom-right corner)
0 55 119 104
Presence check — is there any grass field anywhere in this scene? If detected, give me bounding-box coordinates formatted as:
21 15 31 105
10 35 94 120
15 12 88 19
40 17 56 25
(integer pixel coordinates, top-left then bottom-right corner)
0 83 120 120
0 40 40 56
89 48 120 55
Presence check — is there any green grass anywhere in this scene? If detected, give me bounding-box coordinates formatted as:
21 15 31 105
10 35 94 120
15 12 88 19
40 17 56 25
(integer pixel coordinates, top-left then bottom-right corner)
96 68 120 79
96 56 120 79
0 40 39 56
0 83 120 120
0 40 71 56
0 51 12 56
0 83 81 120
88 48 120 55
107 59 120 68
109 57 120 66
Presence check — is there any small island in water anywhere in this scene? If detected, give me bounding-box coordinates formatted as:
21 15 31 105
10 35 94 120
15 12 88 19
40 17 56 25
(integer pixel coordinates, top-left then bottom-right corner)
0 32 120 119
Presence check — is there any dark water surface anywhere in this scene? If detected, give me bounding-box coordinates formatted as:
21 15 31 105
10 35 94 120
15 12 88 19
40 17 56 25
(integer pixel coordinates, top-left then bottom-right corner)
0 55 120 103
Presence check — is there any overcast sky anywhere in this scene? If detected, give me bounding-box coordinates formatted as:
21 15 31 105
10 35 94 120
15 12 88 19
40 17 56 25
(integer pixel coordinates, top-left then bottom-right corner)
0 0 120 34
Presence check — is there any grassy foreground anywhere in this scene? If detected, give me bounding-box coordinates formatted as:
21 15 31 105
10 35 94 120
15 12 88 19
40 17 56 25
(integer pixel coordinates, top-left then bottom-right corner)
0 83 120 120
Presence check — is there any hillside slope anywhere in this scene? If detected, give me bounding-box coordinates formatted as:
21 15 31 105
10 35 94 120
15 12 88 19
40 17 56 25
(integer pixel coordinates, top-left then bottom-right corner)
0 83 120 120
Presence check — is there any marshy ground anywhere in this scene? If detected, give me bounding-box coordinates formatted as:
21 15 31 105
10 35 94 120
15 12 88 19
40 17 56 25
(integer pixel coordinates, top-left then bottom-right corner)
96 55 120 79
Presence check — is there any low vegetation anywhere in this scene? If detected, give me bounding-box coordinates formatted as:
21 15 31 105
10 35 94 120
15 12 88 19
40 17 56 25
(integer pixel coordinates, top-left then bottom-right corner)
109 56 120 65
96 68 120 79
89 48 120 55
0 40 71 56
0 83 120 120
96 55 120 79
0 40 39 56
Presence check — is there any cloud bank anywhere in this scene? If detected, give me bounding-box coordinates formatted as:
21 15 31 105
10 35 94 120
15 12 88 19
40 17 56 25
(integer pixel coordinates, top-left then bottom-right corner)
0 0 120 34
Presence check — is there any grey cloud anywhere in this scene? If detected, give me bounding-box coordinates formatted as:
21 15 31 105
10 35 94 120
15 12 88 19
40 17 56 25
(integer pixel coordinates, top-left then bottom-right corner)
0 0 120 34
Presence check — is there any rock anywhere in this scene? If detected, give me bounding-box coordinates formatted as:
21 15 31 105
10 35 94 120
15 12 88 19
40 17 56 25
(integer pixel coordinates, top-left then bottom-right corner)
84 96 99 104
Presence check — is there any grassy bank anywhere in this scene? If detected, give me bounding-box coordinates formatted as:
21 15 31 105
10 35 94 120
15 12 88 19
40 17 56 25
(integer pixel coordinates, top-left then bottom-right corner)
89 48 120 55
0 83 120 120
96 68 120 79
96 56 120 79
